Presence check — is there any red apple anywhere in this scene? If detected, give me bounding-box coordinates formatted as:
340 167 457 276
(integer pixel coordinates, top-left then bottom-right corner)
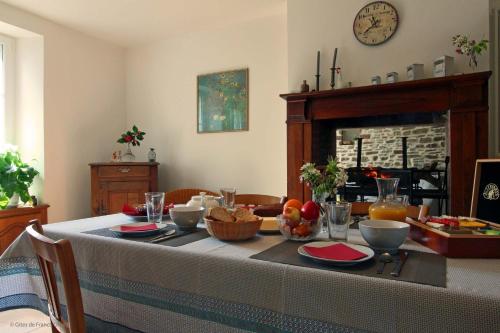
300 201 320 220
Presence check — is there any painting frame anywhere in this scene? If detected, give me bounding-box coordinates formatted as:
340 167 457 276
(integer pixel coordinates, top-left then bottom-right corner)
471 158 500 222
197 68 249 134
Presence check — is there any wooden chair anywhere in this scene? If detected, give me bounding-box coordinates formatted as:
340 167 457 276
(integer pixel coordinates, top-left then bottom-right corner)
235 194 286 206
350 202 429 220
165 188 218 204
26 220 85 333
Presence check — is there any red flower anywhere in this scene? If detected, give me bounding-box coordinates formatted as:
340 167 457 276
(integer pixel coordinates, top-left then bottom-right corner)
125 135 132 142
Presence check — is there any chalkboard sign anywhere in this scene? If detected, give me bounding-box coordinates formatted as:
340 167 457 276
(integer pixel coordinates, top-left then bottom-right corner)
471 159 500 223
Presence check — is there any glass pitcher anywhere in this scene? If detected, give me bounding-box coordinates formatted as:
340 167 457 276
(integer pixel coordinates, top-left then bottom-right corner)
368 178 407 222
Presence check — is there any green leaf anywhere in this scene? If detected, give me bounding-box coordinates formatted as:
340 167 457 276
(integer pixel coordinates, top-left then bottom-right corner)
133 125 138 133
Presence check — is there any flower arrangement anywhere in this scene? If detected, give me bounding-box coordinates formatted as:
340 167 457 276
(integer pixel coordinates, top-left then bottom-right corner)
117 125 146 146
299 156 348 202
452 34 488 70
0 145 39 209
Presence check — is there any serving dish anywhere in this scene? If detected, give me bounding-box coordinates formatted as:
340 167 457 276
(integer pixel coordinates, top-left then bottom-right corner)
406 218 500 258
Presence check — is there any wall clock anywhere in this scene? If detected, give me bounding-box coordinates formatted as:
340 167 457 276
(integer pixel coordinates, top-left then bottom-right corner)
353 1 399 46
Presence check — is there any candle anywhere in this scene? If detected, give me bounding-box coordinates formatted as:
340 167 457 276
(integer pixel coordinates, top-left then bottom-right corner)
332 48 338 69
316 51 320 74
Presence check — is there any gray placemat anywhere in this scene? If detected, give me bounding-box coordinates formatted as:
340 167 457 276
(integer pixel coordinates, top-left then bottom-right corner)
84 225 210 247
250 241 447 287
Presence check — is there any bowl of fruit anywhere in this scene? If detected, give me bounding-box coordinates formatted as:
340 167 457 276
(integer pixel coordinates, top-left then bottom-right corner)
277 199 322 241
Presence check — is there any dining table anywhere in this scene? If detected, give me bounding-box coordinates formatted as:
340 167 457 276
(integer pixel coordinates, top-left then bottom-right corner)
0 213 499 333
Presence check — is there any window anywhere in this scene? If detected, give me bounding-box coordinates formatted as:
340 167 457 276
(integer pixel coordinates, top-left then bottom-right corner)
0 34 13 146
0 41 5 145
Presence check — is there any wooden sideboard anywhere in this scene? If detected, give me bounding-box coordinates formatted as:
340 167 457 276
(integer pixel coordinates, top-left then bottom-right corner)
0 204 49 254
90 162 159 216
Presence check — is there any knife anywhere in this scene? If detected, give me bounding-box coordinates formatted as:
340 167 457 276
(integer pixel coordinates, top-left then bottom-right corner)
148 229 176 242
149 230 195 243
390 251 409 277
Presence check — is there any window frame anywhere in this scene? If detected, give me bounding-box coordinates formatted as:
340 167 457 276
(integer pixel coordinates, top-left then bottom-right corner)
0 33 15 146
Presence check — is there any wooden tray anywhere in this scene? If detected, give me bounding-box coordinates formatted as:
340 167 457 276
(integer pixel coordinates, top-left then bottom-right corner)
406 218 500 258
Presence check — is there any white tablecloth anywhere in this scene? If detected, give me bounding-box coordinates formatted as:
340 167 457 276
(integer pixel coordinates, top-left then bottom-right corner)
1 214 499 333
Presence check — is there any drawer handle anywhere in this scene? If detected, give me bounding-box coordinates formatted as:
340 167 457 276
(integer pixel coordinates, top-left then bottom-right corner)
118 168 131 173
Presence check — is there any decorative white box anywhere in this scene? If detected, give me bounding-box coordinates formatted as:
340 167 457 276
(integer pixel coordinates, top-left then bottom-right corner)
407 64 424 80
433 56 454 77
371 75 381 85
386 72 398 83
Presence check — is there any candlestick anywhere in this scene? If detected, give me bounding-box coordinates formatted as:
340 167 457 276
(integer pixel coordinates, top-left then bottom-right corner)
330 48 338 89
316 50 320 91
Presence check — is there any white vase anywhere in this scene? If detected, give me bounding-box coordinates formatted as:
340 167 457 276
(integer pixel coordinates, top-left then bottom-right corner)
122 144 135 162
6 193 20 208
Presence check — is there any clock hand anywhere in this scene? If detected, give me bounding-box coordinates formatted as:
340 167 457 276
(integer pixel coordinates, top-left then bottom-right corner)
364 17 377 34
364 25 374 34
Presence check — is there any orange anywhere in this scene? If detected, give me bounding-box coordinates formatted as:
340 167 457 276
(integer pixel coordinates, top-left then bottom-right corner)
283 199 303 211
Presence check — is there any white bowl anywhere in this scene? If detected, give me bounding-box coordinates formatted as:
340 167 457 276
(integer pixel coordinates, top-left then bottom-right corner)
169 206 205 230
358 220 409 254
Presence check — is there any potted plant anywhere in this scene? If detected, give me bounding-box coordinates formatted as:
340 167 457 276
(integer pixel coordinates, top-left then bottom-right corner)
117 125 146 162
0 146 39 209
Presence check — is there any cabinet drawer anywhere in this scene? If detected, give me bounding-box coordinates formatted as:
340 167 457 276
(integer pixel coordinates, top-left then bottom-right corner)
98 166 150 177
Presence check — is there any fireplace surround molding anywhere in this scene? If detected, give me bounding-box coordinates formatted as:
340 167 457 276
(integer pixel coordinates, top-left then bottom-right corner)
280 71 491 216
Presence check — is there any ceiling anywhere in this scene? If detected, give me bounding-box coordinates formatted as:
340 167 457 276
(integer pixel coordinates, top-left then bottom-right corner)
1 0 285 47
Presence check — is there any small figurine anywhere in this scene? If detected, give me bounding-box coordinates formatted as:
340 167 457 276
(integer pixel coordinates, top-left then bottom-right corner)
111 150 122 162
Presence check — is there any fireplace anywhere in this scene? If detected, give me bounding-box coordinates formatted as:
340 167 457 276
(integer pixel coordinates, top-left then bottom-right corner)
334 112 449 214
280 71 491 216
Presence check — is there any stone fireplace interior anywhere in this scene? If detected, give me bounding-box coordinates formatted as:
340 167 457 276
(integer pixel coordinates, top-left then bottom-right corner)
311 111 449 214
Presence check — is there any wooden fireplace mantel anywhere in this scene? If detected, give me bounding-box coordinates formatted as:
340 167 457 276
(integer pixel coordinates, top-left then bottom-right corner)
280 71 491 216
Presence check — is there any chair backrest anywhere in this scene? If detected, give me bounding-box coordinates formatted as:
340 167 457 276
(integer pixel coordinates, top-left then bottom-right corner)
235 194 286 206
350 202 429 220
165 188 219 204
26 220 85 333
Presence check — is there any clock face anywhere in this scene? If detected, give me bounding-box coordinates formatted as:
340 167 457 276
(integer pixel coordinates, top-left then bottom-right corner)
353 1 399 46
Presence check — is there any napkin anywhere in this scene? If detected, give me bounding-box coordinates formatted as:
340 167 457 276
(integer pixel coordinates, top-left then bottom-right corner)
122 204 142 216
304 243 368 261
120 224 158 232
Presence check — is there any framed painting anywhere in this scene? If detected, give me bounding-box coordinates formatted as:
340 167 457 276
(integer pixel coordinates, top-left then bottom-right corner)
197 68 248 133
471 159 500 223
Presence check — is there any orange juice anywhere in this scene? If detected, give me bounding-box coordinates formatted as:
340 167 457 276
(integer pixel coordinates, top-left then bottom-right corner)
369 204 407 222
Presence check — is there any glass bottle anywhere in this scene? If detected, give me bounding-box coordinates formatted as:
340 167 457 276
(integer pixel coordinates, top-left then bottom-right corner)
368 178 407 222
148 148 156 162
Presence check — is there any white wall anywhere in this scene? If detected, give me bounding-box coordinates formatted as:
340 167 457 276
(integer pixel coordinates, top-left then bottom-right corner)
126 12 288 196
287 0 490 91
0 2 126 222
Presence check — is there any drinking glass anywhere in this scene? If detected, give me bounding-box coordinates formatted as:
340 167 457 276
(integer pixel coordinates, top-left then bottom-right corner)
220 188 236 209
145 192 165 223
327 202 352 242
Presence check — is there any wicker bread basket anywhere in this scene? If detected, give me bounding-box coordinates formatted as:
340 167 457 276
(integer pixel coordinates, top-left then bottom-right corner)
204 217 263 241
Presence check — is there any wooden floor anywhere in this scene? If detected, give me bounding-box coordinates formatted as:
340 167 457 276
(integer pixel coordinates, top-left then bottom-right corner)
0 309 50 333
